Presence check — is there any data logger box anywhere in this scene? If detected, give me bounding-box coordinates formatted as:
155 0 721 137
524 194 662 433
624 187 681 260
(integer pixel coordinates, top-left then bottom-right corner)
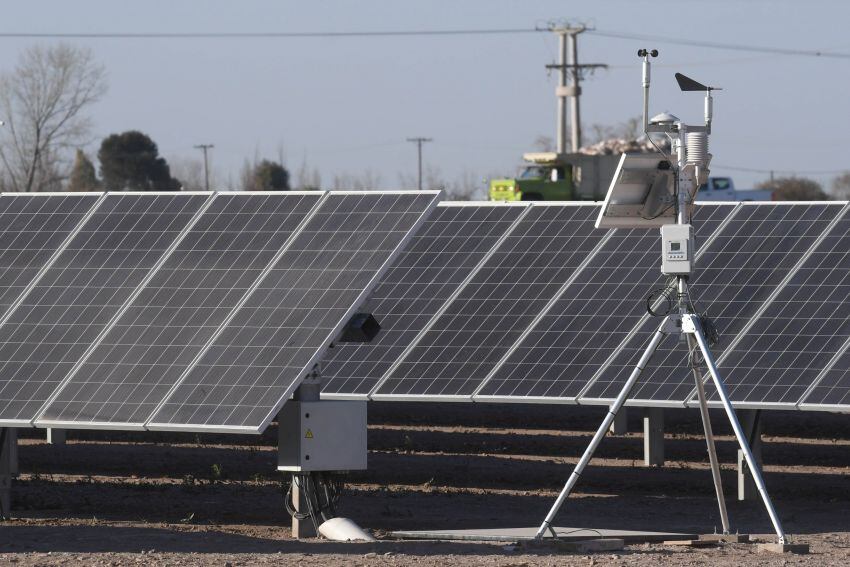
277 401 367 472
661 224 693 275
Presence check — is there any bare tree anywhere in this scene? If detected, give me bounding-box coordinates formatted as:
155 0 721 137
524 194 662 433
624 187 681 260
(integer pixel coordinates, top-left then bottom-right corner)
756 176 829 201
169 157 206 191
331 169 382 190
0 44 107 192
294 156 322 190
830 171 850 200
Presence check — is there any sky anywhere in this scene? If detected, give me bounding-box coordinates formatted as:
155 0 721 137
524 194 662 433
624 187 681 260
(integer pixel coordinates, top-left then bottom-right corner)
0 0 848 193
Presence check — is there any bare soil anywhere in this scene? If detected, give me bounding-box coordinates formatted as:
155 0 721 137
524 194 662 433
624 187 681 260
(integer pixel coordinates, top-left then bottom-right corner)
3 403 850 565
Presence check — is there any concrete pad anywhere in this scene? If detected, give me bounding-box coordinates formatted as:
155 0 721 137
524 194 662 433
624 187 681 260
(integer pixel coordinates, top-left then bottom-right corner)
757 542 809 554
390 526 697 544
699 533 750 543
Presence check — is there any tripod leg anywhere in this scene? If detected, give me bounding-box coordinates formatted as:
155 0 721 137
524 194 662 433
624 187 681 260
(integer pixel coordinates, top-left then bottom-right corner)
686 334 730 534
534 321 669 539
691 324 787 544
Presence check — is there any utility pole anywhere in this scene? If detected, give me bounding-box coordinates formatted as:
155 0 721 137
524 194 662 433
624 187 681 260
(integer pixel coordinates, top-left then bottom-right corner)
545 24 607 153
406 137 432 190
193 144 214 191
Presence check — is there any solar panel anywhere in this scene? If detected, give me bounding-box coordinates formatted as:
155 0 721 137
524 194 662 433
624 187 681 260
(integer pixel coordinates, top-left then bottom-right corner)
0 193 100 317
476 204 734 401
372 204 604 400
801 348 850 408
36 192 323 428
582 203 843 406
148 191 439 433
0 193 209 426
320 203 529 398
720 206 850 407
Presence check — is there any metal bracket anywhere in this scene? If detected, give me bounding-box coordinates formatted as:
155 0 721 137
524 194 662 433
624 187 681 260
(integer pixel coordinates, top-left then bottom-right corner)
680 314 698 334
662 314 682 334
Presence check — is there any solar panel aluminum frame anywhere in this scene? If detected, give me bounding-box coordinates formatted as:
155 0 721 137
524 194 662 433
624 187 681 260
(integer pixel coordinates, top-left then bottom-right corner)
319 200 532 402
0 192 108 428
678 201 850 412
146 190 442 434
471 202 740 407
32 191 225 431
368 201 602 403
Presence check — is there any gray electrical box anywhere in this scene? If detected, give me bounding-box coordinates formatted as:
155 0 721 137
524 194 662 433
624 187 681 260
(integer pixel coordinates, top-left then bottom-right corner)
277 401 367 472
661 224 694 275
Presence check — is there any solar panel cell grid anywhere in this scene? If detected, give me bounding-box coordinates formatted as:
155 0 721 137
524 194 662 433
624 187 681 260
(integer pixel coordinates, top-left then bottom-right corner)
582 203 842 405
38 192 322 426
374 204 603 399
725 208 850 406
0 194 100 316
149 191 438 431
0 193 208 424
478 204 734 401
320 203 527 397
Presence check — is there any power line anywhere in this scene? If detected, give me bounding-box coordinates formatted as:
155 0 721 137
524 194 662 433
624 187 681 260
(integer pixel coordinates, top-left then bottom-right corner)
588 29 850 60
714 163 848 175
0 28 540 39
0 26 845 60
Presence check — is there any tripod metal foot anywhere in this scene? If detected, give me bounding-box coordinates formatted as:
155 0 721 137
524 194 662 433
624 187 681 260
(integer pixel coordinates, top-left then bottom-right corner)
684 314 786 544
686 333 730 534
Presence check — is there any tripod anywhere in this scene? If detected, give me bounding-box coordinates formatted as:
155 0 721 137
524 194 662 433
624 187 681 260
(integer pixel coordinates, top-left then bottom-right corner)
534 278 786 544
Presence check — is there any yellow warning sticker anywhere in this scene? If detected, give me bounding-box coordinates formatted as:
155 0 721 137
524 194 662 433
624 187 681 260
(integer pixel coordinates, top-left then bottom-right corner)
305 429 313 439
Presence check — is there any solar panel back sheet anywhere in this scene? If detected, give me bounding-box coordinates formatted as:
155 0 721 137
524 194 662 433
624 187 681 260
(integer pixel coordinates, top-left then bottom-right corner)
148 191 439 433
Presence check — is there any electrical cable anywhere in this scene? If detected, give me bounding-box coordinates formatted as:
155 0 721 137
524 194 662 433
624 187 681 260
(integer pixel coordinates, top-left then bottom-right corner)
0 26 844 61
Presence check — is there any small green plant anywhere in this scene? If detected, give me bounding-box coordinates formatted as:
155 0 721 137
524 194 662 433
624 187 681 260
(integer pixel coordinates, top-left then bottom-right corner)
210 463 224 481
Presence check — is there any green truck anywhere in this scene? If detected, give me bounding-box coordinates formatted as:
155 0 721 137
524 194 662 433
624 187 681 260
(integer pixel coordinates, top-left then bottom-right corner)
489 151 622 202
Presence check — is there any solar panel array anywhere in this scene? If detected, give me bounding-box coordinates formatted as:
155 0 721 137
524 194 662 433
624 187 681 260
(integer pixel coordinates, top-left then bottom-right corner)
0 192 846 434
324 200 850 415
372 204 604 400
149 192 439 432
0 190 438 434
38 192 323 428
0 193 208 425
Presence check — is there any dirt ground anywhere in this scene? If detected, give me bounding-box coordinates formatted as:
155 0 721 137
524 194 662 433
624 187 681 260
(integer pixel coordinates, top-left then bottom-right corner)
2 403 850 565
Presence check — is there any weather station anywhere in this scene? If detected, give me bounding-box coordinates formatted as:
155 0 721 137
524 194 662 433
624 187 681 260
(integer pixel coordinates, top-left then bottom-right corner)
535 49 807 554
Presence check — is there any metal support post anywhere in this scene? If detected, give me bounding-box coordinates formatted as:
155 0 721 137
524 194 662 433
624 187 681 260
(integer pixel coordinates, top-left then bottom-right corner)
47 428 66 445
567 31 581 152
556 31 568 154
690 322 785 544
1 428 17 520
737 410 763 502
535 320 668 539
609 408 628 435
643 408 664 467
290 475 317 539
687 334 730 533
